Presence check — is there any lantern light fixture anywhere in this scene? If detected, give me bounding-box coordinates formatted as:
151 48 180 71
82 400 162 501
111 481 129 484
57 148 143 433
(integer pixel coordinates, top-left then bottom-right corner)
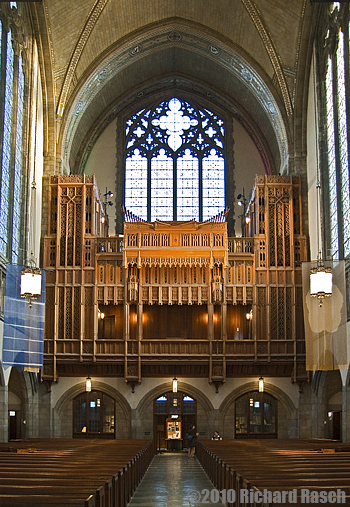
20 266 42 307
258 376 264 393
172 376 178 393
85 375 92 392
310 265 332 307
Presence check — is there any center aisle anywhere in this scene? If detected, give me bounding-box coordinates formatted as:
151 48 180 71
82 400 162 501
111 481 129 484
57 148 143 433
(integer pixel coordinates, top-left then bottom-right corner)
127 452 226 507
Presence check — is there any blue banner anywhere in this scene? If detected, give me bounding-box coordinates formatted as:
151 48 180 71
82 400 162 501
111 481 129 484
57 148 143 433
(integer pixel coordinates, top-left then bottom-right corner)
2 264 45 369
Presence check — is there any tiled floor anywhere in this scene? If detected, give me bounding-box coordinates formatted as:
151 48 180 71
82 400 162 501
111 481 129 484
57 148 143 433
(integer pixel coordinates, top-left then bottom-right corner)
127 451 226 507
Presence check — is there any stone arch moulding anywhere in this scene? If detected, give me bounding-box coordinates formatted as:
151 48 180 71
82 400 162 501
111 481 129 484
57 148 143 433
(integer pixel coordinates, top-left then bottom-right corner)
8 368 28 407
59 22 289 176
136 381 214 418
77 78 272 176
219 381 297 419
54 381 131 423
0 362 5 387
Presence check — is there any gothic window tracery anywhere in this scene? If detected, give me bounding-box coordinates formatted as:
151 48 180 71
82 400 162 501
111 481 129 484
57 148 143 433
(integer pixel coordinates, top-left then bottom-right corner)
0 17 26 263
0 29 14 257
125 97 225 222
12 56 24 263
324 3 350 260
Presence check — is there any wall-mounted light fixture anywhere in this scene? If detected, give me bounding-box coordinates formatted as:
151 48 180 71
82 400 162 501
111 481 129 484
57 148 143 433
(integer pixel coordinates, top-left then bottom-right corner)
85 375 92 392
104 188 114 208
172 376 178 393
246 309 253 321
20 267 42 307
258 376 264 392
98 309 105 320
237 190 247 210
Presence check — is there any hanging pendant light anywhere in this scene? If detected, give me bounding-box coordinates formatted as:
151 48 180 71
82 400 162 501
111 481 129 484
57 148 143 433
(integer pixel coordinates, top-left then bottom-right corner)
310 265 332 306
85 375 92 392
172 376 178 393
258 376 264 392
20 267 42 307
21 177 42 308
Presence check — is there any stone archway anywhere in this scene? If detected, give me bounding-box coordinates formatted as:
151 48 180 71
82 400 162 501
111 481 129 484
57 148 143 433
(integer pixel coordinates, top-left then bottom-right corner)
135 381 215 441
220 381 297 439
54 381 131 438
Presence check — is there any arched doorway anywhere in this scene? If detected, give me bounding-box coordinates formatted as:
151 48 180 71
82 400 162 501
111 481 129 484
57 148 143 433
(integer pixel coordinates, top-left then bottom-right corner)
73 390 115 438
8 391 22 440
154 391 196 451
327 391 342 440
235 391 277 439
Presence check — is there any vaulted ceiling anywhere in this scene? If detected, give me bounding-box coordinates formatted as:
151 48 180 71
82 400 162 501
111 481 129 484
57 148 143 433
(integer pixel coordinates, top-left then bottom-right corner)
39 0 316 174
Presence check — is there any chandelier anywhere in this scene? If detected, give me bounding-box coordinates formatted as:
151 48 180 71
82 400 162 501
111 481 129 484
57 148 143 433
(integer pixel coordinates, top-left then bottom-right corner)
20 266 42 307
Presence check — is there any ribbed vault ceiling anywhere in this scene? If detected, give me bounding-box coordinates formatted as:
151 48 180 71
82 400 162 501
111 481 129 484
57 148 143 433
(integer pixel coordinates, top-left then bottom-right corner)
42 0 311 174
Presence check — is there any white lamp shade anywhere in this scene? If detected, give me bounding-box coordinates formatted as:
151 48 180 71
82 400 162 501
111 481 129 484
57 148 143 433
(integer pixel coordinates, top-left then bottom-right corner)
310 269 332 296
85 377 91 392
172 377 178 393
259 377 264 392
21 270 42 297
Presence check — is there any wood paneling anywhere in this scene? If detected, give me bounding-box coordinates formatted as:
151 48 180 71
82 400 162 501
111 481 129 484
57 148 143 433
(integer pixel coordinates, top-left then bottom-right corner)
143 305 207 340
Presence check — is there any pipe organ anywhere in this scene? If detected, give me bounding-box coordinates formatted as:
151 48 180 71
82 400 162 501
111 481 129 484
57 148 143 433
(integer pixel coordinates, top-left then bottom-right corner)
42 174 307 390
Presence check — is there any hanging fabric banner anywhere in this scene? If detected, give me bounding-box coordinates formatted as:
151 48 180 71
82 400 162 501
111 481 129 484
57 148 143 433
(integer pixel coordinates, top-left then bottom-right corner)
2 264 45 370
302 260 347 371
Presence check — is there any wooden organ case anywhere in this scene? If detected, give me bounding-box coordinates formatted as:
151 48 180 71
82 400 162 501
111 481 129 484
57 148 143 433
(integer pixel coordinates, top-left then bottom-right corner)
42 175 307 390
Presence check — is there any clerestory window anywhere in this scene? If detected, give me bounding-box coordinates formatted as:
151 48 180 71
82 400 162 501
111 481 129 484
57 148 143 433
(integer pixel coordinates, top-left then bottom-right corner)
0 23 25 262
125 97 225 222
324 3 350 260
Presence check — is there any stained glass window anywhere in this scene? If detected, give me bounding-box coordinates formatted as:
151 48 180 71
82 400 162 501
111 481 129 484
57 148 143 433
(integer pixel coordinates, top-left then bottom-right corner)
12 56 24 263
202 149 225 221
125 98 225 222
324 14 350 261
326 56 338 260
125 149 148 219
177 150 199 221
0 30 14 257
151 149 173 221
336 32 350 258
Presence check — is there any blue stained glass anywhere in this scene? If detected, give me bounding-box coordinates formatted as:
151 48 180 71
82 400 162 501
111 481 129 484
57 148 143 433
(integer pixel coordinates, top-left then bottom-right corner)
0 31 14 257
125 98 225 221
202 149 225 221
326 57 338 259
177 149 199 221
151 149 173 221
336 32 350 257
125 149 148 220
0 21 2 72
12 57 24 263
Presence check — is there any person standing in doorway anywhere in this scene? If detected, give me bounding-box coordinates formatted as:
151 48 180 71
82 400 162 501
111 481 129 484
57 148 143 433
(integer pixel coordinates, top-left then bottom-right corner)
187 424 199 458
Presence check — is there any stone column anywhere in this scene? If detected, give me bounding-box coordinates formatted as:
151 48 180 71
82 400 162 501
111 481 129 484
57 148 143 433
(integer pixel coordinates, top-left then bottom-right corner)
0 383 9 442
38 382 53 438
298 383 325 438
342 384 350 442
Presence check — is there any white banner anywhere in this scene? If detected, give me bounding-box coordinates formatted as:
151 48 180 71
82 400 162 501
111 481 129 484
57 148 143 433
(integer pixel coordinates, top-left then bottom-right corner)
302 260 348 370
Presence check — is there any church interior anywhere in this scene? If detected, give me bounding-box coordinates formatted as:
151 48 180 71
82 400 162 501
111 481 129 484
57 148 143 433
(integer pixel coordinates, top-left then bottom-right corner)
0 0 350 465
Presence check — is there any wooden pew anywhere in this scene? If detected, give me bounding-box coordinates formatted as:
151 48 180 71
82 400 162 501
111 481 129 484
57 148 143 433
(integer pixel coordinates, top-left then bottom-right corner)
0 439 154 507
197 439 350 507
